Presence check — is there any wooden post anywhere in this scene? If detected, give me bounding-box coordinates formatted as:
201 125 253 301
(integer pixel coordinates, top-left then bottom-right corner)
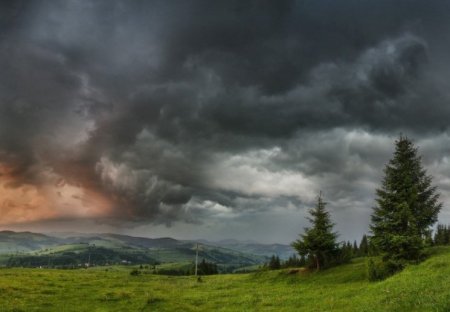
195 243 199 276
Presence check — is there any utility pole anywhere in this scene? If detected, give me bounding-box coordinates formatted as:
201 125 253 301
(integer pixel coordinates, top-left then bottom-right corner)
194 243 199 276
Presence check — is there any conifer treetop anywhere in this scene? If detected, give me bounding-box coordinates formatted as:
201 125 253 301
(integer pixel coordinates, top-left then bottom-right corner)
370 135 442 262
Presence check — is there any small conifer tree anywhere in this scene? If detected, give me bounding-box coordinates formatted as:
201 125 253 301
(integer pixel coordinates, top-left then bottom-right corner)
434 224 450 245
292 193 337 270
353 240 359 255
268 255 281 269
359 235 369 256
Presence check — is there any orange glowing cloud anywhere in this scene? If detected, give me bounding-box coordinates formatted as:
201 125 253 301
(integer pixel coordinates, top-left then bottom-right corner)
0 163 115 225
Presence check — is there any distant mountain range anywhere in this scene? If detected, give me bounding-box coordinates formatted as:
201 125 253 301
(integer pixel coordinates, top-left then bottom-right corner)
198 239 296 259
0 231 295 269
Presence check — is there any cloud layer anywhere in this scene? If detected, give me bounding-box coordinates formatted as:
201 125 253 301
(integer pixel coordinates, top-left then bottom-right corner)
1 0 450 241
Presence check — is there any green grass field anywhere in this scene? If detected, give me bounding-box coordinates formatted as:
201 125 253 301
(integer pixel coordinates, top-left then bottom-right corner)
1 246 449 312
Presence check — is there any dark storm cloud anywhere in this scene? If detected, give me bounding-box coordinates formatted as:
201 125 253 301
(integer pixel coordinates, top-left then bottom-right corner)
1 0 450 230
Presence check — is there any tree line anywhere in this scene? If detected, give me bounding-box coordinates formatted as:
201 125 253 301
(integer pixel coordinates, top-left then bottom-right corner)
266 234 377 270
152 258 219 276
288 136 444 280
6 247 158 268
433 224 450 245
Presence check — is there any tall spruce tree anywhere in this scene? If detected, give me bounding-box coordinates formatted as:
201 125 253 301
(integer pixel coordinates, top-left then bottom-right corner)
370 136 442 264
292 193 337 271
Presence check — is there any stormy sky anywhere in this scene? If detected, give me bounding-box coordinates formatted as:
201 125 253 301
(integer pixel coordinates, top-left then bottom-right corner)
1 0 450 243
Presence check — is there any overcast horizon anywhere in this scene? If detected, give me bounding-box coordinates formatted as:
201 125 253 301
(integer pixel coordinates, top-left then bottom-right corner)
1 1 450 244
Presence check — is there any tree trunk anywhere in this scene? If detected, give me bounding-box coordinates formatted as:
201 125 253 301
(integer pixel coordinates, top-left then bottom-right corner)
315 255 320 271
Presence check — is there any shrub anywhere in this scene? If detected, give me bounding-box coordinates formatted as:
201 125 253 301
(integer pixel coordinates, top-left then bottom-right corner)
367 258 403 281
130 269 141 276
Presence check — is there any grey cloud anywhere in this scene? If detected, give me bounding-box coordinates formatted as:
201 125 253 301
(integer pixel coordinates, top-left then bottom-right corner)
1 0 450 235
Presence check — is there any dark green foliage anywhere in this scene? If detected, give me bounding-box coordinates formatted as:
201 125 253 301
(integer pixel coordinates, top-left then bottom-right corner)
370 136 442 267
268 255 281 269
367 258 381 281
130 269 141 276
353 241 359 255
367 239 378 256
424 229 434 247
196 259 219 275
154 259 218 276
6 247 158 268
292 194 338 270
359 235 369 256
282 254 305 268
339 241 354 262
434 224 450 246
299 254 306 266
366 258 401 281
154 268 189 276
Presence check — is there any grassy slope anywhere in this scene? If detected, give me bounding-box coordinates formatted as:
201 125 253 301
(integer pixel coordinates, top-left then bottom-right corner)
0 247 449 312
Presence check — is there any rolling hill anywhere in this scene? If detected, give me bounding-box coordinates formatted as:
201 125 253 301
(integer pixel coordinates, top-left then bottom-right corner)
205 239 297 259
0 231 268 270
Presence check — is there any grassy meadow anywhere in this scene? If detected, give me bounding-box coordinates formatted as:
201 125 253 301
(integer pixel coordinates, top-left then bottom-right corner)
0 246 449 312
